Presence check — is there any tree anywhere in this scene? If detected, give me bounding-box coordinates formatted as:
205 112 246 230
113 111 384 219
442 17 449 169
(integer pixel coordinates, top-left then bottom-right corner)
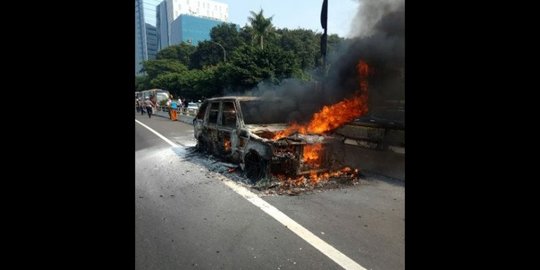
189 41 223 69
135 75 150 91
150 73 183 94
210 23 244 53
188 67 223 99
239 25 254 45
247 9 274 50
327 34 345 57
219 45 301 91
142 59 188 79
155 43 196 66
278 29 319 70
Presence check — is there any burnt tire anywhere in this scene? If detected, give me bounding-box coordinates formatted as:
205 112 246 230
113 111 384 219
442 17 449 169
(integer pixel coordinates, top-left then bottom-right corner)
196 137 210 154
244 152 267 184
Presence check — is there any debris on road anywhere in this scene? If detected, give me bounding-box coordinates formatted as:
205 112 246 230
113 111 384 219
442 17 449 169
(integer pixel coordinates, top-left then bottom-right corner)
182 146 363 195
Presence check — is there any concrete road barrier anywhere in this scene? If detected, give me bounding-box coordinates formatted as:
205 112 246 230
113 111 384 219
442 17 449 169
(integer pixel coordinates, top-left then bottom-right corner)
147 109 404 181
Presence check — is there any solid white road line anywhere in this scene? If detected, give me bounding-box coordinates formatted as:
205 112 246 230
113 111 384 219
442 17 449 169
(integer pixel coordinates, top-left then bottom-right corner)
136 119 177 147
135 119 367 270
221 179 366 270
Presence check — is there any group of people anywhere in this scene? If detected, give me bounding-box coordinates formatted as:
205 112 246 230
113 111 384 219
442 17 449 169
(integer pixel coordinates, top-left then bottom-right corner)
135 96 157 118
134 95 184 120
135 94 200 120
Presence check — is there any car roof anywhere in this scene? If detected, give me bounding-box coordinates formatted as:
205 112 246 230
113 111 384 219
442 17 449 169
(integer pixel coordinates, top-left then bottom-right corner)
205 96 262 102
204 96 288 103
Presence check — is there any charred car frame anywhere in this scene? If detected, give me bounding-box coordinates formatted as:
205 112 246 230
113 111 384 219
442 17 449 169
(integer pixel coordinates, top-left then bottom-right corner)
194 97 344 183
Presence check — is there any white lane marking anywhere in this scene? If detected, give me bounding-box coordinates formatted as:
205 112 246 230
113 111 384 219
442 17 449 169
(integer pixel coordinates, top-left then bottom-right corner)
135 119 366 270
221 179 366 270
135 119 177 147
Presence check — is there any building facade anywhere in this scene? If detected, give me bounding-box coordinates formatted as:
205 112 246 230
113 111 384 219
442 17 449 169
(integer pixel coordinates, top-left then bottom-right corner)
142 0 162 27
170 15 223 45
170 0 228 22
135 0 148 75
157 0 228 49
156 1 169 51
146 23 158 60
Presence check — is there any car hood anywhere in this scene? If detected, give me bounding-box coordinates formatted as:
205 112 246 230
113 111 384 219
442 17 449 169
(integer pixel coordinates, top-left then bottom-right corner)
244 124 288 140
244 123 336 144
244 124 289 132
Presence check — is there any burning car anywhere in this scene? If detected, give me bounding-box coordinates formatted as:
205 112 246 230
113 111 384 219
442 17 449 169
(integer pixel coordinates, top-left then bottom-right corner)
193 95 365 184
193 97 349 183
194 61 370 184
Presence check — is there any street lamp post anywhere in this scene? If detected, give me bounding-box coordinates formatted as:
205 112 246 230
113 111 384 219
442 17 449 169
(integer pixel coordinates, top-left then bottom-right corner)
209 41 226 62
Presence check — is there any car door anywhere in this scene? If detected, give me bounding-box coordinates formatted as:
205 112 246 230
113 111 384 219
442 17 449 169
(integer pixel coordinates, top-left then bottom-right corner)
193 101 208 139
202 101 221 154
216 100 239 160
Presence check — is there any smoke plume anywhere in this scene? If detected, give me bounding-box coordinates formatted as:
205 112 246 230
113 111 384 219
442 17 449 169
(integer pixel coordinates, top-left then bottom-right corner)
231 0 405 124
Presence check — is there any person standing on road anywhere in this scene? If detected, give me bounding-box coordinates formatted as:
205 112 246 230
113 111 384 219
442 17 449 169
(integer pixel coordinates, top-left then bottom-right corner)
166 96 172 119
139 98 145 115
179 97 185 114
170 98 178 121
144 97 154 118
183 99 189 114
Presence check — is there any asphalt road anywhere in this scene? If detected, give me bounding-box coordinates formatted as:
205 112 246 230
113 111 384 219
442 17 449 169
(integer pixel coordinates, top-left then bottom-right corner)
135 113 404 270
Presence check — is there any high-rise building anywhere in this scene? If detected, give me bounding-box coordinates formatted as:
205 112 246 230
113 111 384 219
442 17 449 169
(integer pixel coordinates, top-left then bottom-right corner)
146 24 158 60
157 0 228 50
136 0 164 75
135 0 148 75
142 0 162 27
156 1 169 51
170 15 223 45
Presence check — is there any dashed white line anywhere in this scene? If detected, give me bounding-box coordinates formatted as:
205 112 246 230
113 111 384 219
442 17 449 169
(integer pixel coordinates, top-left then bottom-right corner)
136 119 367 270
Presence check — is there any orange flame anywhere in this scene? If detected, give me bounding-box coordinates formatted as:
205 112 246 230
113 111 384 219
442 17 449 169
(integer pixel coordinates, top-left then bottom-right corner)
273 60 369 140
303 144 323 167
358 59 369 93
275 166 360 188
224 138 231 151
269 60 368 188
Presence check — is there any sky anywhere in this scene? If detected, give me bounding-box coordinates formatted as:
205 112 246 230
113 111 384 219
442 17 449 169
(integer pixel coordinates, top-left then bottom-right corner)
143 0 360 38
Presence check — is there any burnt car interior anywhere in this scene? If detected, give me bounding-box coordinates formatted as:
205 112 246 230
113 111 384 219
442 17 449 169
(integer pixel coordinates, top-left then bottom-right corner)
194 97 350 184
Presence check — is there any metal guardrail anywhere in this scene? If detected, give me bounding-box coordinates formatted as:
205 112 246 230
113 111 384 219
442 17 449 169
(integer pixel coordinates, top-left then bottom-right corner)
137 106 404 154
154 106 198 117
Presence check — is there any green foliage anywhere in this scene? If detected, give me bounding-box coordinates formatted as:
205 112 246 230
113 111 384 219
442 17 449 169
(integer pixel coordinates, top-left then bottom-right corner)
148 73 180 95
327 34 345 57
189 41 223 69
142 59 188 78
210 23 245 52
239 26 254 45
139 9 348 97
248 9 275 50
278 29 319 70
218 45 301 91
135 75 150 91
155 43 196 66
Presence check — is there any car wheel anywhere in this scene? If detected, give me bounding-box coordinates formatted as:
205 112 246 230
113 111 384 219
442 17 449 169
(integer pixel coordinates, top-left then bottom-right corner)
244 151 267 184
197 137 209 154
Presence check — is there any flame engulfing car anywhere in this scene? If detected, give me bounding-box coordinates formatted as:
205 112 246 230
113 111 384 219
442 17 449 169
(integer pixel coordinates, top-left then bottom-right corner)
193 96 345 183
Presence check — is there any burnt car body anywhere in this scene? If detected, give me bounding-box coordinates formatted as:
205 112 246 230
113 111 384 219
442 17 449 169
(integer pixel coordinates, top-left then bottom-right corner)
193 96 345 182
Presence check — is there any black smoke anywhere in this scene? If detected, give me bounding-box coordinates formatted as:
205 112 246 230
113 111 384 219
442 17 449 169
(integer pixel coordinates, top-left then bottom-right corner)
231 0 405 125
328 0 404 122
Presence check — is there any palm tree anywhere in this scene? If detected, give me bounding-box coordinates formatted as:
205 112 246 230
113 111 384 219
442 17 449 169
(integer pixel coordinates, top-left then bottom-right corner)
247 9 274 50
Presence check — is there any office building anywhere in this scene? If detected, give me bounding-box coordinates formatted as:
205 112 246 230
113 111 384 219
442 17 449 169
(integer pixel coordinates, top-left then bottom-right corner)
135 0 148 74
146 23 158 60
157 0 228 49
